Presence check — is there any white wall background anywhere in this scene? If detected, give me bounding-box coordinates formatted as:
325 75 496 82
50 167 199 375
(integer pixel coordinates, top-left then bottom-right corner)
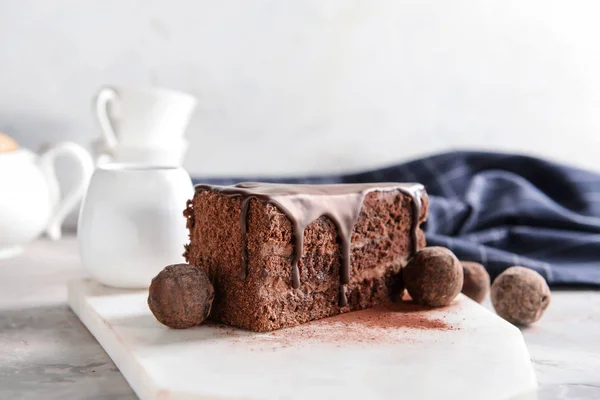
2 0 600 178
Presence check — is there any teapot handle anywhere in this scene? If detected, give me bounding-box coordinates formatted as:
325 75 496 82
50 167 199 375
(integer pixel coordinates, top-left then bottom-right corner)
94 86 119 149
38 142 94 240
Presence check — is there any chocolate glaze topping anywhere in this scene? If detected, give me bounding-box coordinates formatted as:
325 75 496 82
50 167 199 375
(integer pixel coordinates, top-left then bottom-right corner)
194 182 425 306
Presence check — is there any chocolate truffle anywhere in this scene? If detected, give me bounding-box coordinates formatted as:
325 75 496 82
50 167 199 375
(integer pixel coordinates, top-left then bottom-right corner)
402 246 463 307
491 266 550 326
461 261 490 303
148 264 214 329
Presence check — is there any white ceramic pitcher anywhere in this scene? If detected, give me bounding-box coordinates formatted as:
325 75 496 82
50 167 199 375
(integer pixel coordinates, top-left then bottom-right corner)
0 142 94 259
94 86 197 149
78 164 193 288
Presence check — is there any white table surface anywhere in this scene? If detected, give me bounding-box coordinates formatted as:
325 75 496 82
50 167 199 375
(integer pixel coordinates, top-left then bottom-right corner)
0 237 599 400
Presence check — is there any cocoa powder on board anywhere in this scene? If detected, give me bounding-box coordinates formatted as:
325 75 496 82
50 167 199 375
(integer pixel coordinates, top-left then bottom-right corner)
215 299 458 347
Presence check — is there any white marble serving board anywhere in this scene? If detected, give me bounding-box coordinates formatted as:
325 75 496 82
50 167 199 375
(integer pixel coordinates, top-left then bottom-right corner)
68 278 537 400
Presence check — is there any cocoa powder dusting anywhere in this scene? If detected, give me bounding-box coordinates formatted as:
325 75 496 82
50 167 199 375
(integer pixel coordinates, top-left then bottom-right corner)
219 300 458 348
328 302 450 331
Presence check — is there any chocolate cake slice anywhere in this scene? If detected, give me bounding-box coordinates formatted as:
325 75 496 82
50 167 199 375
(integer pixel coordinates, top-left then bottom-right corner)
184 182 428 332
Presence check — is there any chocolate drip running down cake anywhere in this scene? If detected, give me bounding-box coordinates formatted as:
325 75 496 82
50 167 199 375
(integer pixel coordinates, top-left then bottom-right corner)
184 182 428 332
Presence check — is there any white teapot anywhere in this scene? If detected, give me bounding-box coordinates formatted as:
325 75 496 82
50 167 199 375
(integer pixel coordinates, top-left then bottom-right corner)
0 142 94 259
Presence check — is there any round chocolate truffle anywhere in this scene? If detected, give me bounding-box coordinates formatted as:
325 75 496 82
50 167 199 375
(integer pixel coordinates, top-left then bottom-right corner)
491 266 550 326
403 246 463 307
148 264 214 329
461 261 491 303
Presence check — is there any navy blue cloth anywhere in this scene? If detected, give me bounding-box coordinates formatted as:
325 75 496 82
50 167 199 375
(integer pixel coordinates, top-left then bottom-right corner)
192 151 600 286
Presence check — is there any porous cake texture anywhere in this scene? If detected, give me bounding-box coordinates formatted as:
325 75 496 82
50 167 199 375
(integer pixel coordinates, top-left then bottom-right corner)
184 183 428 332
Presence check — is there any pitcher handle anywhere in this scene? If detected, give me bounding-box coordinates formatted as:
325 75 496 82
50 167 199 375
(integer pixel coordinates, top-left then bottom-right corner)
38 142 94 240
94 86 119 149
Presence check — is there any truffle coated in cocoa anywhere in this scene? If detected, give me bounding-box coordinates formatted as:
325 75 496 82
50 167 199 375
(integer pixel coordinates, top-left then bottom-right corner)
491 266 550 326
148 263 215 329
461 261 490 303
403 246 463 307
